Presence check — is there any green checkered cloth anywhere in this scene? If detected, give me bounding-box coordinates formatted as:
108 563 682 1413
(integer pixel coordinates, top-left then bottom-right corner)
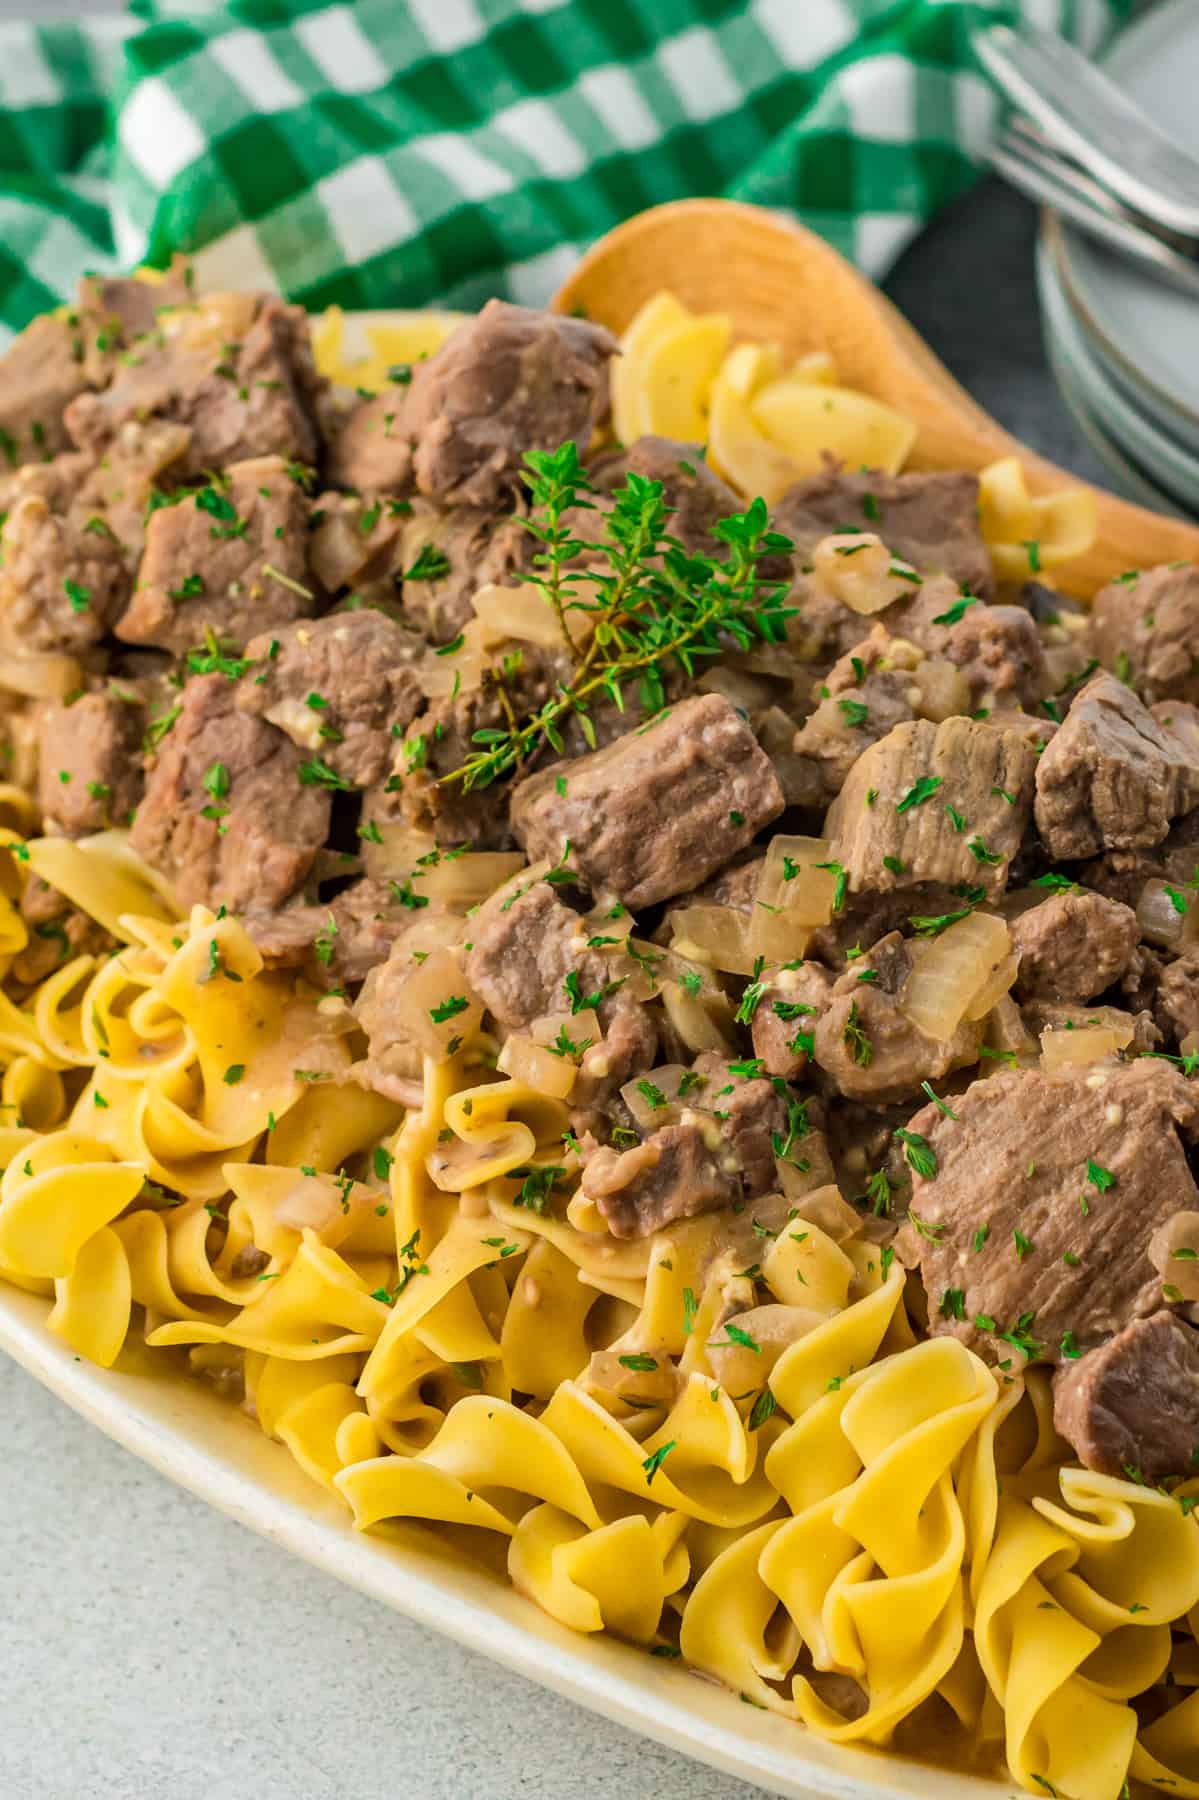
0 0 1132 346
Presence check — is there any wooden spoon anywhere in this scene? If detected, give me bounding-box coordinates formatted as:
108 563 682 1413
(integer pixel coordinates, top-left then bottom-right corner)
551 197 1199 596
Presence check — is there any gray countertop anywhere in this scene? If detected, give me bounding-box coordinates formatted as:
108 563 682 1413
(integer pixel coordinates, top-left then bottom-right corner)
1 178 1097 1800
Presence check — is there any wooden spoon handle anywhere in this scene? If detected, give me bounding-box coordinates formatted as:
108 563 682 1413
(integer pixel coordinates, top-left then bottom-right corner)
552 198 1199 595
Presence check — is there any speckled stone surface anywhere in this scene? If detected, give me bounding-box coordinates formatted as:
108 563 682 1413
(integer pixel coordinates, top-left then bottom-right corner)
0 45 1099 1790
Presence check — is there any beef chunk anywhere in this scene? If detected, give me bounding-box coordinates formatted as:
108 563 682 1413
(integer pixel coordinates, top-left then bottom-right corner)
75 419 193 557
130 674 329 912
12 886 115 988
352 925 468 1105
581 1121 738 1239
0 480 131 653
826 717 1036 902
336 302 617 509
1090 564 1199 705
117 457 314 654
939 603 1046 712
588 436 740 555
35 690 145 836
0 313 91 463
774 466 994 600
1158 955 1199 1046
1052 1311 1199 1479
66 295 321 476
323 883 460 986
904 1060 1199 1364
812 931 981 1102
581 1055 786 1240
465 874 623 1033
691 1052 788 1195
793 628 920 801
806 881 965 967
397 501 532 642
510 694 784 908
237 612 424 788
1034 670 1199 861
1010 889 1139 1002
374 645 565 851
751 960 834 1079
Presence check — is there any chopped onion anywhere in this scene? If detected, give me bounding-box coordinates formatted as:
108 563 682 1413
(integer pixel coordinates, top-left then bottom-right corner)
310 508 376 592
0 642 81 699
472 581 564 649
497 1033 577 1100
531 1008 601 1053
756 836 838 924
1039 1024 1131 1070
619 1064 694 1130
416 850 525 909
812 533 919 615
359 821 437 881
901 911 1011 1042
1137 879 1199 952
963 950 1019 1022
413 625 489 699
670 904 758 976
660 978 736 1054
788 1182 863 1245
391 947 482 1058
165 290 258 350
913 657 969 722
1149 1210 1199 1301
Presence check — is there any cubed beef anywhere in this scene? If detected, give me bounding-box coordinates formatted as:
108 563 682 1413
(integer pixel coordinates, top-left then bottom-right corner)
75 269 190 386
903 1060 1199 1367
825 717 1036 902
1090 564 1199 705
373 644 566 851
793 628 921 800
0 313 91 464
319 882 460 986
35 690 145 836
510 694 784 908
1051 1311 1199 1480
1034 670 1199 861
581 1121 739 1239
691 1052 788 1195
465 873 625 1034
775 466 994 600
1157 954 1199 1046
580 1055 787 1240
1120 942 1165 1015
588 436 741 555
352 927 467 1106
396 500 533 642
812 931 981 1102
807 881 966 967
938 603 1046 711
325 381 411 494
11 883 115 988
130 674 330 912
237 612 424 788
117 458 314 654
75 419 193 557
66 296 321 476
388 301 617 509
0 482 131 653
1010 889 1139 1002
750 960 834 1079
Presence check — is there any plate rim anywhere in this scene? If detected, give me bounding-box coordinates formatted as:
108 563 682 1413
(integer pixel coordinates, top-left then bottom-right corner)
1050 0 1199 441
0 1277 1008 1800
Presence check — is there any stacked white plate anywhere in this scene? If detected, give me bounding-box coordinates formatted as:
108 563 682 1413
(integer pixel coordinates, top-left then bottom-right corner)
1037 0 1199 517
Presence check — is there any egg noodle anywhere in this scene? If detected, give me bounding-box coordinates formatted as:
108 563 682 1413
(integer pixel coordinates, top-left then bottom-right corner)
0 300 1191 1800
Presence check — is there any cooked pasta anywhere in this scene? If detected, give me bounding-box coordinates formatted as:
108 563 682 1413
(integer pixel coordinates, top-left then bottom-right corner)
0 268 1187 1800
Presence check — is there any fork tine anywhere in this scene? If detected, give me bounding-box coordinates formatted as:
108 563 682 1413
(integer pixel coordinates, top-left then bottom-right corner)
990 130 1199 305
975 22 1199 239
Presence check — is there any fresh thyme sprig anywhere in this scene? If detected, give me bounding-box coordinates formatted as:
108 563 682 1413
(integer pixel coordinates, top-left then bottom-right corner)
446 443 795 790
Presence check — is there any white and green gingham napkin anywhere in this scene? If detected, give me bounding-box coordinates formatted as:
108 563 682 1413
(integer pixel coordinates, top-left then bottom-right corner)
0 0 1132 345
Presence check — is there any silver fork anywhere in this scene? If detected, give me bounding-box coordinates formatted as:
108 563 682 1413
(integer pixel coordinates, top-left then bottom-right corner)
974 20 1199 240
990 119 1199 303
